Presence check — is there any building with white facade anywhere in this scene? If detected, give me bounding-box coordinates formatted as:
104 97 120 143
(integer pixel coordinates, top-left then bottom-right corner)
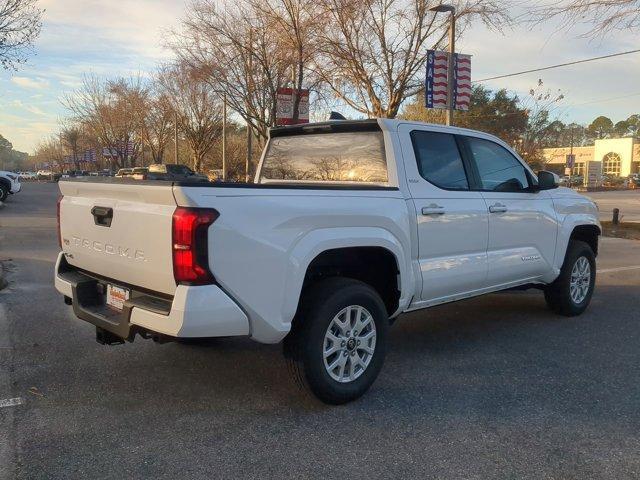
542 137 640 179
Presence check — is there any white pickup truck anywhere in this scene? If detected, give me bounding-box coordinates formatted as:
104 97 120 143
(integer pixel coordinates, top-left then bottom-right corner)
55 119 600 404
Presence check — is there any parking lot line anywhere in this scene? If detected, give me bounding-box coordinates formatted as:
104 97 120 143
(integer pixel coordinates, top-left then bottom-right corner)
597 265 640 274
0 397 24 408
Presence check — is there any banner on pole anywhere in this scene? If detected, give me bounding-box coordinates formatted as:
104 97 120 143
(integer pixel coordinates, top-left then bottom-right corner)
425 50 472 111
276 88 309 125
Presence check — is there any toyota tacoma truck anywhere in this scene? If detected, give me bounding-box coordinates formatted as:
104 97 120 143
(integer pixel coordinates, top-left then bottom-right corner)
54 119 600 404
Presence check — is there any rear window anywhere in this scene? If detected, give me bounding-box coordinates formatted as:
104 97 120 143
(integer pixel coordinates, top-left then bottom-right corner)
259 131 388 184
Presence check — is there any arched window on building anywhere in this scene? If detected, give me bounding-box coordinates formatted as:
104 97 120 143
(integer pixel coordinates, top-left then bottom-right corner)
603 152 621 176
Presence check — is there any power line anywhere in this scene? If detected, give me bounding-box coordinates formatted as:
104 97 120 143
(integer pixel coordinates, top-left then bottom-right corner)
474 49 640 83
447 91 640 121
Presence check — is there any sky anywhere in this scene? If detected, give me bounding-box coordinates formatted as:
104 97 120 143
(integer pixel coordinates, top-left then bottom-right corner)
0 0 639 154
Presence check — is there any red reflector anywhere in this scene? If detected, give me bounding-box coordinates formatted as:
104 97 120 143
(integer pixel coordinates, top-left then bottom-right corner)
57 195 63 249
172 207 219 284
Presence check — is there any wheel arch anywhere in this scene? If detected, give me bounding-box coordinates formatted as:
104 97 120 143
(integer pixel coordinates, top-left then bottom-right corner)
283 227 414 326
553 218 601 275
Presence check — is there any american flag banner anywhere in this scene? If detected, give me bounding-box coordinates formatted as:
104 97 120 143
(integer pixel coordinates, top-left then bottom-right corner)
425 50 472 111
454 54 471 111
425 50 449 109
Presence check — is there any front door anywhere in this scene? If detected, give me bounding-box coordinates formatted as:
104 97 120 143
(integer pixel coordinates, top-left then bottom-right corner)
462 135 558 286
398 125 489 303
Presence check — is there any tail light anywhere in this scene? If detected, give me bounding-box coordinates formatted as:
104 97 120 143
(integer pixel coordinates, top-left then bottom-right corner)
172 207 219 285
57 195 63 249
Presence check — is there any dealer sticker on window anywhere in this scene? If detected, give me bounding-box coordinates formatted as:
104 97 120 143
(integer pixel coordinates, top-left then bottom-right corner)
106 284 130 311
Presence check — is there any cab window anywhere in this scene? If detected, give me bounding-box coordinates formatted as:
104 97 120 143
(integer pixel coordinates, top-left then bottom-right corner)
410 130 469 190
466 137 530 192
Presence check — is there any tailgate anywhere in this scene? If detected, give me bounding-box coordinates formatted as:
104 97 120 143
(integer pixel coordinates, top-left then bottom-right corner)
58 180 177 295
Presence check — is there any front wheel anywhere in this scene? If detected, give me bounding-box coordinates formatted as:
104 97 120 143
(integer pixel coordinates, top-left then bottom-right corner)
288 278 389 405
544 240 596 316
0 185 8 202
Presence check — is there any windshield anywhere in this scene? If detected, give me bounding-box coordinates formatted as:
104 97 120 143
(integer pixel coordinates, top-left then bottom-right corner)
259 131 388 185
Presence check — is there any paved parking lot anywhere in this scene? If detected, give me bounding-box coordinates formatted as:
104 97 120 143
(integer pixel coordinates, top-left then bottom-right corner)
586 189 640 223
1 183 640 479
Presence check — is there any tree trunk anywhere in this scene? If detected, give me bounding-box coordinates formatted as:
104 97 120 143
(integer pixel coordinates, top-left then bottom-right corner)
292 47 304 123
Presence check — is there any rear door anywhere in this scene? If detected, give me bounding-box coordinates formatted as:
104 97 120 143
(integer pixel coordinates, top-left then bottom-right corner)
461 135 558 286
398 124 489 303
58 180 178 295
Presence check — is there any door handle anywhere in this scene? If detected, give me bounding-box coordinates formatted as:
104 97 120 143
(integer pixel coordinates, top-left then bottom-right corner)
489 203 507 213
422 204 445 216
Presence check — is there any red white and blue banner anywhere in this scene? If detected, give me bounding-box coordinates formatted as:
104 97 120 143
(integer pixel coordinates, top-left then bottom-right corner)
425 50 471 111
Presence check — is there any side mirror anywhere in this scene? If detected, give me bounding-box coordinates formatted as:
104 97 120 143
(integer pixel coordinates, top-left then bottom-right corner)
537 170 559 190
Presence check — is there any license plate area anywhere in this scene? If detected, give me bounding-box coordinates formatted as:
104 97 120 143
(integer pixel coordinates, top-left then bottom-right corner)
106 284 130 311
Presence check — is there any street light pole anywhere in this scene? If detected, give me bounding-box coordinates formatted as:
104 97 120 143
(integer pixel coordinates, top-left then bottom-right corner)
222 93 227 181
429 4 456 126
174 111 179 164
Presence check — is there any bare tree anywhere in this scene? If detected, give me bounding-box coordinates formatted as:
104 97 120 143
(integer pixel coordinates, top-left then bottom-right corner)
530 0 640 37
60 124 83 171
249 0 323 122
65 75 146 169
32 136 65 171
159 64 223 172
315 0 509 118
171 0 309 142
0 0 43 69
140 88 174 164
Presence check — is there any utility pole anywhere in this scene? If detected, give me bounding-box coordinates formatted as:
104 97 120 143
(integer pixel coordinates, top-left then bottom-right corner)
174 111 179 164
569 125 575 188
222 93 227 181
429 5 456 126
246 28 253 183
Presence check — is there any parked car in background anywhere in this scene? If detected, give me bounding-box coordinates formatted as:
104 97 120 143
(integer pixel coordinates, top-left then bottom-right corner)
0 170 21 201
131 167 148 180
55 119 601 404
115 168 133 178
146 163 208 182
18 171 37 181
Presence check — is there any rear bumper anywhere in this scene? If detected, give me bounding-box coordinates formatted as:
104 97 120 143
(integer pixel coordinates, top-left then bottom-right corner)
54 252 249 341
10 180 21 194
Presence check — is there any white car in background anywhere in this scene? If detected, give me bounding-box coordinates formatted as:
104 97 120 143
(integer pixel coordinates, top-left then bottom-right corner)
18 171 38 180
0 170 22 202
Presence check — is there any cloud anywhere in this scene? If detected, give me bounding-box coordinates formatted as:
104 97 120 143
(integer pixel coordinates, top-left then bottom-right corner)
11 76 50 90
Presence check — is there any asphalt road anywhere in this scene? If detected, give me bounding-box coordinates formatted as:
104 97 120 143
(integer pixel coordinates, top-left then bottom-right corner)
586 189 640 223
1 183 640 479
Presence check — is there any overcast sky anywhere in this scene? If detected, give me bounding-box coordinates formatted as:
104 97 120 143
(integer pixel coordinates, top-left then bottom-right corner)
0 0 638 153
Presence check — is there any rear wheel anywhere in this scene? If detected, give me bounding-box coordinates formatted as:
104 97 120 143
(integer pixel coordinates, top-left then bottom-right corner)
287 278 388 405
544 240 596 316
0 184 8 202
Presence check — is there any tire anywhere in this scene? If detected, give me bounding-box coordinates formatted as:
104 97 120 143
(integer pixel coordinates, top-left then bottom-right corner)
544 240 596 316
287 277 389 405
0 184 8 202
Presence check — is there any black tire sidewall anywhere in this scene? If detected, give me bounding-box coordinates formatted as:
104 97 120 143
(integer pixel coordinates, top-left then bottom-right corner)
301 280 388 404
0 185 7 202
547 240 596 315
